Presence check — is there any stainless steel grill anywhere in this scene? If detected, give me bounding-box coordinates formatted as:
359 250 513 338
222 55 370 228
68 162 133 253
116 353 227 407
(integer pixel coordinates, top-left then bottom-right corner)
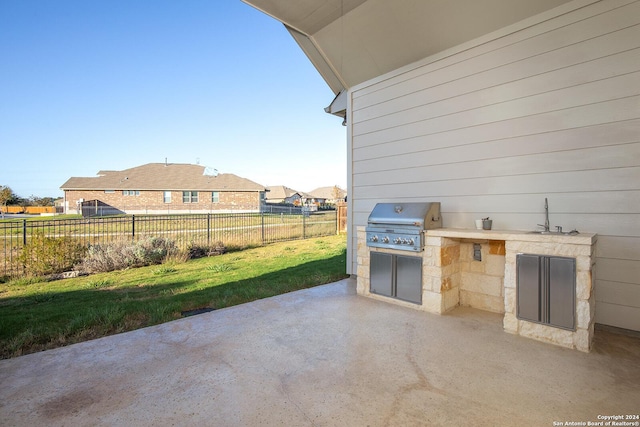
366 202 442 252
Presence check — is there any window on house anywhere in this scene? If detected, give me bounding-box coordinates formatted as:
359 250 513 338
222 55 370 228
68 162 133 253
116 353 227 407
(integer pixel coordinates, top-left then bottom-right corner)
105 190 114 194
122 190 140 196
211 191 219 203
182 191 198 203
163 191 171 203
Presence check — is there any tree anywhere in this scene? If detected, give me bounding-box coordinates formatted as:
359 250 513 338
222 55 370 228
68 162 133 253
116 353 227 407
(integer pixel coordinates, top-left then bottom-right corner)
29 195 56 207
331 185 344 202
0 185 16 218
17 197 29 212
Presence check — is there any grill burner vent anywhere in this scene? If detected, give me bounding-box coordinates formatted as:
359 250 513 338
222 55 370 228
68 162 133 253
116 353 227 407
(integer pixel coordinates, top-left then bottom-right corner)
366 202 442 252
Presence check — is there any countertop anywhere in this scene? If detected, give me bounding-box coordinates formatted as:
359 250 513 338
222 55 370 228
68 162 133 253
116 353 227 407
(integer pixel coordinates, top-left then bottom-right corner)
425 228 597 245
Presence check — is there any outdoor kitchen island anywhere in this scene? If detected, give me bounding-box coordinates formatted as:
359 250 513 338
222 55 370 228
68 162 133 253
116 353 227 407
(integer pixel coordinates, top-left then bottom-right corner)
356 227 597 352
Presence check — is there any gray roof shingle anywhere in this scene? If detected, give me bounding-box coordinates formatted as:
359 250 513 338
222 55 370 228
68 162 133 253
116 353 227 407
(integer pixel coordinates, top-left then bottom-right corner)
61 163 266 192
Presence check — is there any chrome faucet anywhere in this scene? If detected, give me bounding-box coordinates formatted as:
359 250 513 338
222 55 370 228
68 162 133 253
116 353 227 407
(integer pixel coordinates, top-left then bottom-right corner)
537 197 550 232
544 197 550 232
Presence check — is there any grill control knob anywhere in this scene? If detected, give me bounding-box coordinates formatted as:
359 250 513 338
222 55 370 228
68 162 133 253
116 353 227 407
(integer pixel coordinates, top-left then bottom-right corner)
408 238 414 245
394 237 402 244
382 236 390 243
370 235 379 242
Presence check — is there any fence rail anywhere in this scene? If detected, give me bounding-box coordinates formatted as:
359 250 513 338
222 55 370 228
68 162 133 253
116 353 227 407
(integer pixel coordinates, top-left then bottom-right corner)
77 203 324 217
0 211 338 278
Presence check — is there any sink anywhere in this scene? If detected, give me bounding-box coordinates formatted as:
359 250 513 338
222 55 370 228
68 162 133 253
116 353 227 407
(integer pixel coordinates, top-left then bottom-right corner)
528 230 579 236
531 198 579 236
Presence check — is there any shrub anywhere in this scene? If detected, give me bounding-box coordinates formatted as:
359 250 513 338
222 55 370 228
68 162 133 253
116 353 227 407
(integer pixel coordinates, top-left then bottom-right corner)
163 250 190 264
187 241 227 259
17 232 86 277
134 237 179 265
75 237 179 274
75 242 132 273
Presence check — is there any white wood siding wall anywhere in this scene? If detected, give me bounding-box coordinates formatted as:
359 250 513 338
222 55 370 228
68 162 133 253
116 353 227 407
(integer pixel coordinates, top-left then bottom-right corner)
348 0 640 331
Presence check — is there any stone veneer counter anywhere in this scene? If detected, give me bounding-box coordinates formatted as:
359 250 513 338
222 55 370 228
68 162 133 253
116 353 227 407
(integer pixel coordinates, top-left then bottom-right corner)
356 226 597 352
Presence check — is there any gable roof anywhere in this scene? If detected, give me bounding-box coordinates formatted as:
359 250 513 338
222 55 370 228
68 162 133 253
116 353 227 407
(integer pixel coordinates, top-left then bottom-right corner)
61 163 267 192
308 186 346 200
266 185 303 200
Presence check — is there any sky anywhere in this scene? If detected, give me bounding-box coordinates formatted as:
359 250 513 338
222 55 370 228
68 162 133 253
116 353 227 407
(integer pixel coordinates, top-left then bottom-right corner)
0 0 347 198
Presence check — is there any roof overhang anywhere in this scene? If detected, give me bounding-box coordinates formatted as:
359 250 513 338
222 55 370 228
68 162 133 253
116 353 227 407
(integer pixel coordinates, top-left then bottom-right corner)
324 89 348 122
242 0 577 95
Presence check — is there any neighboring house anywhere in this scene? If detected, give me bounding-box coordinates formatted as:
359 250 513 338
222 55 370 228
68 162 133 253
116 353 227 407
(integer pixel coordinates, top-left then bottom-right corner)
243 0 640 333
61 163 267 215
308 186 347 205
266 185 306 206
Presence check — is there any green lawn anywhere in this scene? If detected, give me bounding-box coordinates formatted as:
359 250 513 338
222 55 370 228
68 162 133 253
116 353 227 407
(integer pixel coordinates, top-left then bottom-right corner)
0 234 348 359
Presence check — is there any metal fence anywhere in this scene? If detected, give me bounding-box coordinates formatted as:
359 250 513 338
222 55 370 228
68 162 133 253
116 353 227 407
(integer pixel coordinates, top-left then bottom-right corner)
76 203 324 217
0 211 338 279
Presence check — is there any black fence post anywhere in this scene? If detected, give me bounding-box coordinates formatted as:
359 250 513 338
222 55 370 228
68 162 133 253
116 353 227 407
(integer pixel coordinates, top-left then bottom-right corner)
207 213 211 245
132 214 135 241
302 212 306 239
22 219 27 246
261 212 265 244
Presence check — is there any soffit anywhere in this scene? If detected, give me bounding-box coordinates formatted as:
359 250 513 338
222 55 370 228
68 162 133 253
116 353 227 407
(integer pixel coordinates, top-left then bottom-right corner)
243 0 367 35
243 0 575 93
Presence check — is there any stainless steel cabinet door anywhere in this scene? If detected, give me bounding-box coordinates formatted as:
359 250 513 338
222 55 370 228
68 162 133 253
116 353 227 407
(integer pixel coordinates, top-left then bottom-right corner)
396 255 422 304
517 254 576 330
549 257 576 330
517 254 542 323
370 252 393 297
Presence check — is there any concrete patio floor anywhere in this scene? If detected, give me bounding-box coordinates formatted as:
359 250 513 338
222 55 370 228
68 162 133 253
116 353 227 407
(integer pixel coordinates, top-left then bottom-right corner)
1 278 639 426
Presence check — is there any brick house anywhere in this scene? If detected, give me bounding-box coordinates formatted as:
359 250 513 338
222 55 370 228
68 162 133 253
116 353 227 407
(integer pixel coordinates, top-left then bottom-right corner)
61 163 267 215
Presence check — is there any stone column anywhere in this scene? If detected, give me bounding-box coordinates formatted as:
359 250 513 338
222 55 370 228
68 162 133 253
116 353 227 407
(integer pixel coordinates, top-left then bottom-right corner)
355 226 369 296
574 243 596 352
422 236 460 314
